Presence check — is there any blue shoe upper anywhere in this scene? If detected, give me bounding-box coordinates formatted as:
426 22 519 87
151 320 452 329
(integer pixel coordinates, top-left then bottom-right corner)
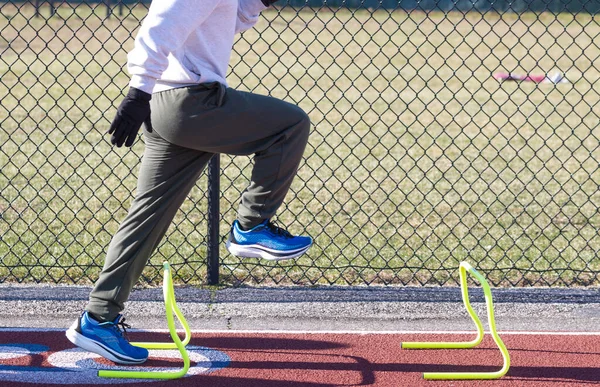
231 219 312 251
79 312 148 362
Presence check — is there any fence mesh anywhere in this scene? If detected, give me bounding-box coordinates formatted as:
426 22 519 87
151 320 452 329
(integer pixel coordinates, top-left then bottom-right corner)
1 1 599 287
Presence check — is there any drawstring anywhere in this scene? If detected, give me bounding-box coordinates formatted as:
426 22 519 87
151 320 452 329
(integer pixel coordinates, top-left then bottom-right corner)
192 82 226 107
214 83 226 107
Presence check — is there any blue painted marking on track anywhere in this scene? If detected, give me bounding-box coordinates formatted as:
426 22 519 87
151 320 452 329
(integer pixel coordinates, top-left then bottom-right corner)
0 365 69 372
0 343 48 353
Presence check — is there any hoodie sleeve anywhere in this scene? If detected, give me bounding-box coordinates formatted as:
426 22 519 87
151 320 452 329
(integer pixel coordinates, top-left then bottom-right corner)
236 0 267 34
128 0 220 94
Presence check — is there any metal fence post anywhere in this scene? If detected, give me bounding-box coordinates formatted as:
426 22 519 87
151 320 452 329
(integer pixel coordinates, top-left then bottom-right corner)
206 154 220 285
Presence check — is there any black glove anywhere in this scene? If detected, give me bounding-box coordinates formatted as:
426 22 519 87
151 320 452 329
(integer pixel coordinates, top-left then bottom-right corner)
108 87 152 147
261 0 278 6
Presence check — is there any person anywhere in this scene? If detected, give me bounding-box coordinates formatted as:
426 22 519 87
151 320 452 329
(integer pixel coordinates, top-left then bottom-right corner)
65 0 312 365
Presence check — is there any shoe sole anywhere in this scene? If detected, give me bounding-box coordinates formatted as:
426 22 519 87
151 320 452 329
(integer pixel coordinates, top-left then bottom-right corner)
226 240 311 261
65 327 147 365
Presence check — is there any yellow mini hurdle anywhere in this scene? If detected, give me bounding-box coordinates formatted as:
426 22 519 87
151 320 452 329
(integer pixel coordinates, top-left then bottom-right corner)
402 261 510 380
99 262 191 380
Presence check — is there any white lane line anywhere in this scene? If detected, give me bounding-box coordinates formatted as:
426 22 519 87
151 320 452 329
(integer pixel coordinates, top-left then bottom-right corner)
2 327 600 335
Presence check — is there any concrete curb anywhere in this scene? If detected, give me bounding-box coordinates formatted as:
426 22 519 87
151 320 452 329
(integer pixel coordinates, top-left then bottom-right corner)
0 285 599 332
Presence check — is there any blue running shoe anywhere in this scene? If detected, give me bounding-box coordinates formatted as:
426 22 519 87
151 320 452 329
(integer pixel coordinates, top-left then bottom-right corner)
65 312 148 365
226 219 312 261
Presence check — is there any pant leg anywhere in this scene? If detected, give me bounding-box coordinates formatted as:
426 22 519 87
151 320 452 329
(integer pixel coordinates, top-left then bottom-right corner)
86 84 309 320
86 128 213 321
237 95 310 229
151 83 310 229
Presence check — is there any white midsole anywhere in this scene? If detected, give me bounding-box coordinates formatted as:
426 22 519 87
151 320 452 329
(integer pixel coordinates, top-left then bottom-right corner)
65 327 147 365
226 240 311 261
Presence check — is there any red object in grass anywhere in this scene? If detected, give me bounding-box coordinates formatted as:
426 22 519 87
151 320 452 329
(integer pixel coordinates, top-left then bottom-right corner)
493 72 547 83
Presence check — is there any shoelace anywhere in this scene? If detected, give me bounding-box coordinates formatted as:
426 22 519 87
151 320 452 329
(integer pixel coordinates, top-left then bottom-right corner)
266 221 293 238
117 317 132 338
101 317 132 340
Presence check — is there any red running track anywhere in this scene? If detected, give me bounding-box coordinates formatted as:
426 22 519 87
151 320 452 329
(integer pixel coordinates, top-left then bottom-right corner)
0 330 598 386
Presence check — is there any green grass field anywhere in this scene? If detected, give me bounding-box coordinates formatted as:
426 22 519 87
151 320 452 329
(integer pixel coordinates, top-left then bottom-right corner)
1 3 599 286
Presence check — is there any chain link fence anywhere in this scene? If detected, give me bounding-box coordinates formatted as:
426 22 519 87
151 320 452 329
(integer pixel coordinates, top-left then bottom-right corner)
1 1 599 287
